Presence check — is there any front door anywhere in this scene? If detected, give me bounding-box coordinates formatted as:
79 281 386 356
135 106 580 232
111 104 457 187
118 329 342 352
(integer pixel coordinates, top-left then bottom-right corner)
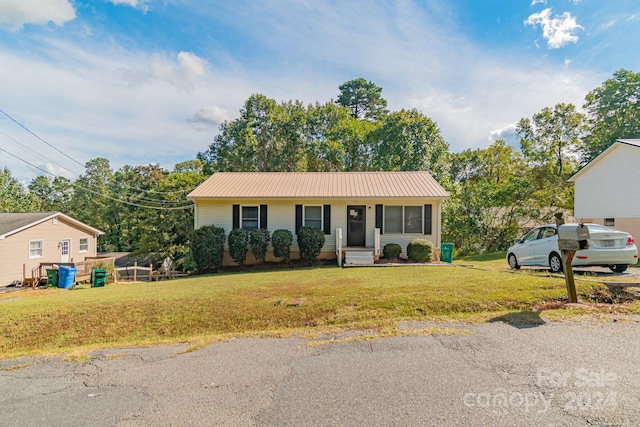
347 205 366 247
60 239 71 263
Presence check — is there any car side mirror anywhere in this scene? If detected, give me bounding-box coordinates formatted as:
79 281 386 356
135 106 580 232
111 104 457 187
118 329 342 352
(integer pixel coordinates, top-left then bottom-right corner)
514 238 523 244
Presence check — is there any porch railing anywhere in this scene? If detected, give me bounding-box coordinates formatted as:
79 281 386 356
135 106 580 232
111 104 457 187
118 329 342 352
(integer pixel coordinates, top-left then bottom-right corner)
336 227 343 267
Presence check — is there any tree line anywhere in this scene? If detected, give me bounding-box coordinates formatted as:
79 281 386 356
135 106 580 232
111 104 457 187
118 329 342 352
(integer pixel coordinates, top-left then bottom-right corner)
2 71 639 262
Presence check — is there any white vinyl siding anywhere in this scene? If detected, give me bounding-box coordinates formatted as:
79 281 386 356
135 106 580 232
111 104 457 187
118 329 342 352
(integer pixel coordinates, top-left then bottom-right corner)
573 143 640 218
29 240 43 258
193 197 444 265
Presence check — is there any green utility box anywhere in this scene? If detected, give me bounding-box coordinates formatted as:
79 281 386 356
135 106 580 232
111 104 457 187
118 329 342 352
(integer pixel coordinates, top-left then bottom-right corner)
46 269 59 287
92 269 107 287
440 243 454 263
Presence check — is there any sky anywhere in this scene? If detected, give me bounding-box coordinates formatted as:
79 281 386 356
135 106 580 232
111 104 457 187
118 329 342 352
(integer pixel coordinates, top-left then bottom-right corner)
1 0 639 183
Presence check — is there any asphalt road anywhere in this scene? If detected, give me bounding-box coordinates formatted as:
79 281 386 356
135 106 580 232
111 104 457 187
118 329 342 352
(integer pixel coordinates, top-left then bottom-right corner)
2 319 640 426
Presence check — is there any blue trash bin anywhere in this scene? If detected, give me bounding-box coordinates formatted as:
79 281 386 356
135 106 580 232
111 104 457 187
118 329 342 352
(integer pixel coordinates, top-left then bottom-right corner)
57 265 77 289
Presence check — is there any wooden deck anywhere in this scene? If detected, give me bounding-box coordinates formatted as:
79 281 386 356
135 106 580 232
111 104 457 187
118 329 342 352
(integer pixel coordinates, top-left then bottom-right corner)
24 257 115 288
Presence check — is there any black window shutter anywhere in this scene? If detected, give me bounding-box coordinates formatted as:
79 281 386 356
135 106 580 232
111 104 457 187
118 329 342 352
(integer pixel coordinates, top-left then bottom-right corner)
295 204 303 234
232 204 240 229
375 204 383 234
424 204 432 235
260 205 268 229
323 205 331 235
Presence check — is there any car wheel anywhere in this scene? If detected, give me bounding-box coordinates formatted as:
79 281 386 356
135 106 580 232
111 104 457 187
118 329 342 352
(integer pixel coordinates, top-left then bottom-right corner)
549 252 563 273
609 264 628 273
508 253 520 270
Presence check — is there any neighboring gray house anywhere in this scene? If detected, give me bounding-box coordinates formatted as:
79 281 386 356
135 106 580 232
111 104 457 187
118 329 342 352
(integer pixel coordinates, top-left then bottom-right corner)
187 171 449 265
0 212 103 286
569 139 640 240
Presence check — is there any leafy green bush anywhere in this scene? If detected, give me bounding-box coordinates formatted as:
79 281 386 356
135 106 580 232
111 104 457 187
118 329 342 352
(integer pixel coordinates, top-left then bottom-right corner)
250 229 271 263
383 243 402 259
191 225 225 272
297 226 325 261
228 228 251 266
272 229 293 263
407 238 434 263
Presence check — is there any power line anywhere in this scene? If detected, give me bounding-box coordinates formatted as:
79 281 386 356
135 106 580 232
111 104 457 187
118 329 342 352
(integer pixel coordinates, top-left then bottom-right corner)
0 107 196 195
0 108 85 168
0 146 194 211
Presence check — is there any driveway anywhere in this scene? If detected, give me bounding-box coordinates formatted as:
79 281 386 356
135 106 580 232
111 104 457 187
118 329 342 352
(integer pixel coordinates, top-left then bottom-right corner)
2 320 639 426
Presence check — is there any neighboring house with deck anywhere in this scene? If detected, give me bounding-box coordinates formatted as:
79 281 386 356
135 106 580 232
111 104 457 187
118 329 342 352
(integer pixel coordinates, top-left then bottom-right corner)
0 212 104 286
569 139 640 240
187 171 449 265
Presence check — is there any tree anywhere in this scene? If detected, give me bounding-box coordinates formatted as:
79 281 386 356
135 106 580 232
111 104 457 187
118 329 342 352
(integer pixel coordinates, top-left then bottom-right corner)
336 78 388 121
443 141 538 255
516 103 584 178
200 94 283 172
370 109 450 181
28 175 72 212
0 167 39 212
69 158 115 251
582 69 640 163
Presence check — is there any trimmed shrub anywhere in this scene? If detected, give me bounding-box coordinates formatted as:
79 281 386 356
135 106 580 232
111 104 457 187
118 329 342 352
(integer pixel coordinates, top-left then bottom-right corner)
407 238 434 263
228 228 251 266
297 226 325 261
272 229 293 263
250 229 270 263
383 243 402 259
191 225 225 272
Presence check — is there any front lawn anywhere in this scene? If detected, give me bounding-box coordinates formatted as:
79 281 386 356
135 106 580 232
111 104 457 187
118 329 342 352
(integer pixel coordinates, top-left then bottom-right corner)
1 264 636 358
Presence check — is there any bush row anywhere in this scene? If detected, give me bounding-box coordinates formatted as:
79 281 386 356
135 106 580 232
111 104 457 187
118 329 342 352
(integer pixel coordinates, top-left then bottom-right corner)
383 239 435 263
191 226 325 272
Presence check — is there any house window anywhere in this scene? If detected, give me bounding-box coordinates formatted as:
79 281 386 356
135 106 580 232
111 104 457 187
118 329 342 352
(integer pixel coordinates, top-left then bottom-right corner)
79 237 89 253
29 240 43 258
242 206 259 229
404 206 423 234
604 218 615 227
384 206 423 234
304 206 322 229
385 206 403 233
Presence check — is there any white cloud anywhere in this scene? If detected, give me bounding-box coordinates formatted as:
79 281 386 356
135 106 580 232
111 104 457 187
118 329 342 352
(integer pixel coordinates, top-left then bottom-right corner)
108 0 150 12
530 0 546 6
0 0 607 181
121 51 209 89
189 106 235 128
525 8 583 48
489 123 518 146
0 0 75 31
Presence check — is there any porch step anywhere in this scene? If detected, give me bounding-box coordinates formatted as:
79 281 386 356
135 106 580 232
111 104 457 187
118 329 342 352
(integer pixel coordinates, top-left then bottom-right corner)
344 251 374 266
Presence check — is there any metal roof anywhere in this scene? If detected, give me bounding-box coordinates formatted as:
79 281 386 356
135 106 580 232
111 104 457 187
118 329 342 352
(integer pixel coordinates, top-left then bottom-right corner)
0 212 104 239
187 172 449 199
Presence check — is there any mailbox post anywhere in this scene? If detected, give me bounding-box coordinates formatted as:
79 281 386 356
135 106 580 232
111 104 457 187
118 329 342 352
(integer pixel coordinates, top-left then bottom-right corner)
557 224 590 303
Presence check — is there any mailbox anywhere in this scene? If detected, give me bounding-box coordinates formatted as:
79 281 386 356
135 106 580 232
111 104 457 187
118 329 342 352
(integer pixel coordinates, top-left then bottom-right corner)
558 223 590 251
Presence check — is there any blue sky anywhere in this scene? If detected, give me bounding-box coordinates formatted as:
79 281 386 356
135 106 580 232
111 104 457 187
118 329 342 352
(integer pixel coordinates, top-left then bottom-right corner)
1 0 639 182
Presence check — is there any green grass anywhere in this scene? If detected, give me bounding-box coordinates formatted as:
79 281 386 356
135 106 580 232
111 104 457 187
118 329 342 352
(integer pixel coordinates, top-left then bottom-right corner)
1 263 637 358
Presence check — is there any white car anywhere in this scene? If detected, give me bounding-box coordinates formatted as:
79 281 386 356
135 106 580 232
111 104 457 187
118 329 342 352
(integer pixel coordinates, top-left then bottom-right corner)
507 223 638 273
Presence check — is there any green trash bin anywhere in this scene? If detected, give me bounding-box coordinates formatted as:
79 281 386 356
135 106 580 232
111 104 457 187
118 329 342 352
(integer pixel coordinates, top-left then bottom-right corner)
440 243 454 263
46 269 59 287
92 269 107 287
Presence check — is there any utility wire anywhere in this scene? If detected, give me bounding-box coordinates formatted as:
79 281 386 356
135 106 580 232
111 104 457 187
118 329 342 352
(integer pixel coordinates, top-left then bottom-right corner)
0 108 84 168
0 107 196 195
0 146 194 211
